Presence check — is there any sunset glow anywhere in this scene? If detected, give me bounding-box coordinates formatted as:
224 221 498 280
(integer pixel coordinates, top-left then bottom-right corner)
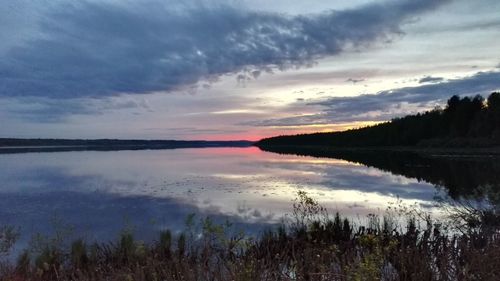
0 0 499 140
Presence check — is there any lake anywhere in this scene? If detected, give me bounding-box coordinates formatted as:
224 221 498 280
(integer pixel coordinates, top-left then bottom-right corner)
1 146 499 252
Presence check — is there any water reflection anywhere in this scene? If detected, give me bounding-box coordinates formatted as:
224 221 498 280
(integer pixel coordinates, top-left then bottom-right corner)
1 147 496 250
258 146 500 204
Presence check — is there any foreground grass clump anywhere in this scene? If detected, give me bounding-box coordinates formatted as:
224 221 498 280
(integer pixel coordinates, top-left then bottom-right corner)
1 192 499 281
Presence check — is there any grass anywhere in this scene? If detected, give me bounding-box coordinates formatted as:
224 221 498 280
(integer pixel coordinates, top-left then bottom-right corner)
1 191 499 281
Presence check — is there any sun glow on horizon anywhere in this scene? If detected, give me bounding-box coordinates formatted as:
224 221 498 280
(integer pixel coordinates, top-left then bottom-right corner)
195 120 383 141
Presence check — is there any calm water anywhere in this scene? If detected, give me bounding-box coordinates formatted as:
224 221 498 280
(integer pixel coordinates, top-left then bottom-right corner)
1 147 498 251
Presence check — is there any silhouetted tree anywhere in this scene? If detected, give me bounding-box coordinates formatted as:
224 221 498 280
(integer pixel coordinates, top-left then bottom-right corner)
487 92 500 139
258 93 500 148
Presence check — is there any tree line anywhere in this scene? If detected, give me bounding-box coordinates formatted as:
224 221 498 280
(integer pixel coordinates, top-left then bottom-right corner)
258 92 500 147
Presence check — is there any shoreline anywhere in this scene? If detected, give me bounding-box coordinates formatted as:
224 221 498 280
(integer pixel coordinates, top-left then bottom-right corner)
256 144 500 157
0 142 254 154
0 138 254 154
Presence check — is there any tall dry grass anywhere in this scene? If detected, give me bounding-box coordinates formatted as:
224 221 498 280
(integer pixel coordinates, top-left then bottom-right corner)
1 191 499 281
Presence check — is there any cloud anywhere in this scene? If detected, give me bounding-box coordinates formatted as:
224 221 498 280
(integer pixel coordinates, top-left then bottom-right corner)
346 78 365 84
144 127 246 135
1 96 152 122
414 17 500 34
0 0 450 99
418 75 444 84
246 70 500 126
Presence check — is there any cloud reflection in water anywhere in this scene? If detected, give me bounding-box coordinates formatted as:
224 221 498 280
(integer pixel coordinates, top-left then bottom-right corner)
0 147 445 248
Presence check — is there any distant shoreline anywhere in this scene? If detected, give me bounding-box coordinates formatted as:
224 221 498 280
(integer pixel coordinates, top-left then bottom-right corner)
0 138 254 154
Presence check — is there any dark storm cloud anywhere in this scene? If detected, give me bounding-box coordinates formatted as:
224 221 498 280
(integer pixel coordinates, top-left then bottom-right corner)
0 0 449 99
246 70 500 126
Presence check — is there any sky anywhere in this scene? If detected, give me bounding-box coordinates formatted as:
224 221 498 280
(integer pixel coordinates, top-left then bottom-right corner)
1 0 499 141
